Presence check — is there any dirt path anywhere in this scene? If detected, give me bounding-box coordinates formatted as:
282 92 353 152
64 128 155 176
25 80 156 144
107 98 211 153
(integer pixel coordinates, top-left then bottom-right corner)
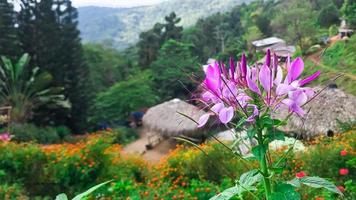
123 130 175 164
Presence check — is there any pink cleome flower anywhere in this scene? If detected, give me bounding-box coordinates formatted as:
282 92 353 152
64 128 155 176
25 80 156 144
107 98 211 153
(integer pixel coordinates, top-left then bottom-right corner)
197 49 320 127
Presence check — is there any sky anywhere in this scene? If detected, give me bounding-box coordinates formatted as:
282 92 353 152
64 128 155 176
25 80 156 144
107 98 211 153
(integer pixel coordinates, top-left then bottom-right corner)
71 0 169 8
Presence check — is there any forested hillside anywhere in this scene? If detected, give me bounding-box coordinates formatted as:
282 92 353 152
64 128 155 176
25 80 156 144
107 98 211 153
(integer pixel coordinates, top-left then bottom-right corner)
78 0 254 49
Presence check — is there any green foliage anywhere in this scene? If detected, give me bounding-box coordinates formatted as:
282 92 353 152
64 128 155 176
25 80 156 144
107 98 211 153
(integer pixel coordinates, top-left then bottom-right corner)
329 25 339 36
0 54 67 123
83 43 136 93
150 39 201 100
341 0 356 28
56 180 111 200
111 127 139 145
0 183 28 200
138 12 183 67
0 0 19 59
271 0 319 52
11 123 61 144
318 4 340 27
17 0 90 132
93 71 157 122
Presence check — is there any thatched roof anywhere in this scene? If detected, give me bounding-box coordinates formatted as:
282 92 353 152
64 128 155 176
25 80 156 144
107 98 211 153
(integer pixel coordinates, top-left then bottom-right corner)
277 87 356 139
142 99 206 137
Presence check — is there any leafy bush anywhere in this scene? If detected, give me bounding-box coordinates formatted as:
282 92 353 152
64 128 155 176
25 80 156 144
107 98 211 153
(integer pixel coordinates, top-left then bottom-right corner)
112 126 139 145
93 71 158 123
0 183 28 200
11 123 61 144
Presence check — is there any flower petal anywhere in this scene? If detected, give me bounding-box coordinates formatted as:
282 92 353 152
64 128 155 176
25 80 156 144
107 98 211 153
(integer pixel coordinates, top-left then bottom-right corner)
247 104 259 122
211 103 224 114
259 63 272 92
229 57 235 80
276 83 295 96
289 90 308 106
288 57 304 82
240 53 247 78
299 71 320 86
247 74 261 95
197 113 210 128
219 106 234 124
274 66 283 85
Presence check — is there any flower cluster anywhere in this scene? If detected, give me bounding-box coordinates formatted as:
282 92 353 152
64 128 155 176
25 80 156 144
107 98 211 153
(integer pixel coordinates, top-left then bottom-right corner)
0 132 11 142
198 50 320 127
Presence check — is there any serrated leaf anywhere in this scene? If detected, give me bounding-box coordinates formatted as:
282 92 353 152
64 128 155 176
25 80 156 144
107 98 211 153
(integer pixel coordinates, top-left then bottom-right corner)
55 194 68 200
72 180 112 200
300 176 342 195
239 169 262 187
269 183 301 200
209 186 239 200
287 178 301 188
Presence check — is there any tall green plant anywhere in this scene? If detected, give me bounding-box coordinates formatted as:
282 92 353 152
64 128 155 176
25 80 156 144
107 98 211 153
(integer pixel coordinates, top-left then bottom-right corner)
0 54 68 123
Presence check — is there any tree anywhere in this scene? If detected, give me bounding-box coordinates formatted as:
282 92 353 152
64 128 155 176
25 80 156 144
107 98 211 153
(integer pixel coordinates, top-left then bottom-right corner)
57 0 91 132
272 0 318 51
162 12 183 41
137 23 164 67
0 0 20 59
341 0 356 28
150 40 201 100
318 4 340 27
0 54 67 123
17 0 91 132
93 71 158 123
83 43 134 93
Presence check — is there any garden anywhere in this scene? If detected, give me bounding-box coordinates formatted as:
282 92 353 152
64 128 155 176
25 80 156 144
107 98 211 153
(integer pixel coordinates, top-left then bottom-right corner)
0 0 355 199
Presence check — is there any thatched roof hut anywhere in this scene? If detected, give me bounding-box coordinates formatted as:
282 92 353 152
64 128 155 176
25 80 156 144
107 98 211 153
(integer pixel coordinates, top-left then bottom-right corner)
142 99 206 137
278 87 356 139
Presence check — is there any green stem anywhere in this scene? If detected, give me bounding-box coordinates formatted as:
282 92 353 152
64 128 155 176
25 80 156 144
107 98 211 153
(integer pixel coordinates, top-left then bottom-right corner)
257 129 272 200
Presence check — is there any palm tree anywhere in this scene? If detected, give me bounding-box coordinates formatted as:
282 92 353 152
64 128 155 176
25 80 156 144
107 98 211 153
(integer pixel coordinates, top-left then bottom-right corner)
0 53 69 123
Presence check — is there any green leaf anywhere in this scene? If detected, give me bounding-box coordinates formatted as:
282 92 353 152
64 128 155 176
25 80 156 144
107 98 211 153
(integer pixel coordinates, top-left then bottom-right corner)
247 127 256 139
266 129 285 142
269 183 301 200
72 180 112 200
209 186 239 200
251 144 267 163
300 176 343 195
15 53 29 79
210 170 263 200
287 178 301 188
55 194 68 200
239 169 262 187
270 167 284 175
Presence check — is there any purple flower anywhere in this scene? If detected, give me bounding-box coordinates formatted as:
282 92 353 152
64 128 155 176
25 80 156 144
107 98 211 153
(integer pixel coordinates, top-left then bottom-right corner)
198 51 320 128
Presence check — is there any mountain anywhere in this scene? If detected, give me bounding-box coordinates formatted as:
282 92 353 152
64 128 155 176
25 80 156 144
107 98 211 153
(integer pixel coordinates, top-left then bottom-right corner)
77 0 253 49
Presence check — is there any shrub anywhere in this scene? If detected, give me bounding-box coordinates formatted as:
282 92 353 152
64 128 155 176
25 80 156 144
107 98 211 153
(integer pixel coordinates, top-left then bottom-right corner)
112 126 139 145
0 142 47 195
0 183 28 200
10 123 60 144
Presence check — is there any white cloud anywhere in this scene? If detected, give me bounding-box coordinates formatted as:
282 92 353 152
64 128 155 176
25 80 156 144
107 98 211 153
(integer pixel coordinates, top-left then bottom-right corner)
71 0 169 8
